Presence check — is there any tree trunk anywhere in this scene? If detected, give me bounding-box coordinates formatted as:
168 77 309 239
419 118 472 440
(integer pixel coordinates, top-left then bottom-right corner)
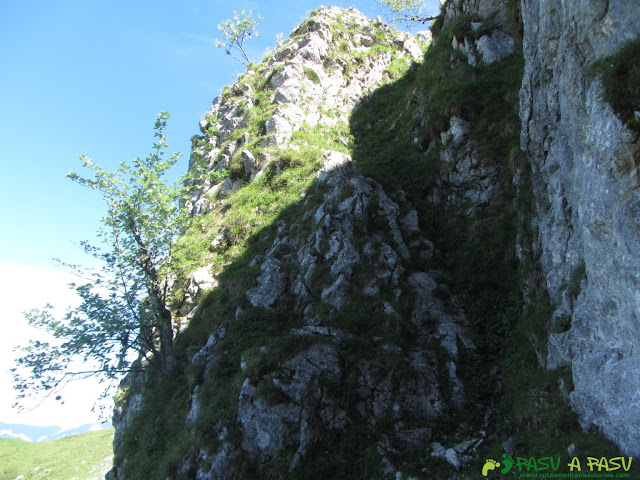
129 218 176 373
157 308 176 372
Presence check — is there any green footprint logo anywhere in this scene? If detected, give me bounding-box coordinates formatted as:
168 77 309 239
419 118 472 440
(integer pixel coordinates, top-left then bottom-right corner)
501 454 514 474
482 459 501 476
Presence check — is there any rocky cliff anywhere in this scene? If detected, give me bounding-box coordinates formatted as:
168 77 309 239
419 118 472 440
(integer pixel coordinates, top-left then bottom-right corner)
108 2 640 479
520 0 640 456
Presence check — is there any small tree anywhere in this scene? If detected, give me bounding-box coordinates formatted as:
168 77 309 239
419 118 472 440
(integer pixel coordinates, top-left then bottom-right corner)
215 10 263 66
13 113 193 409
377 0 438 24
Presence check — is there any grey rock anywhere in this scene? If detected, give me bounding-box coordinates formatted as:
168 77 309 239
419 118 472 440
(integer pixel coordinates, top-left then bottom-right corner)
408 271 475 357
320 273 349 308
395 428 432 451
447 361 466 411
180 264 216 318
274 85 301 105
210 231 228 252
362 282 380 296
356 360 394 424
453 439 475 454
445 448 461 470
442 0 510 30
380 457 396 477
237 344 342 464
400 210 420 234
186 386 201 425
402 35 423 59
265 113 292 136
374 184 410 259
240 150 257 176
292 326 345 341
315 151 355 184
192 326 227 367
192 265 215 290
326 235 361 276
195 433 239 480
237 378 297 458
109 6 491 477
431 442 446 458
217 177 242 197
476 30 515 64
546 331 572 370
441 116 470 145
246 257 286 308
416 30 432 45
269 63 302 89
503 437 519 457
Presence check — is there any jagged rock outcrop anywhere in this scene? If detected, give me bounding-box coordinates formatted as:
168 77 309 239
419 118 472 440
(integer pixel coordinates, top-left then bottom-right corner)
432 116 502 212
520 0 640 455
451 24 514 67
176 148 476 478
187 5 424 219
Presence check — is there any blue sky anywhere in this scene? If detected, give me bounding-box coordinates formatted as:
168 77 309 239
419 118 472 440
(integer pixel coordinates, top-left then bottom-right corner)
0 0 439 427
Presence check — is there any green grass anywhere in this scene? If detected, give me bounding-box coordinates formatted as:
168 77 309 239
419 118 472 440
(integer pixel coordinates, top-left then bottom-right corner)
303 66 321 84
0 429 114 480
383 55 412 79
592 35 640 130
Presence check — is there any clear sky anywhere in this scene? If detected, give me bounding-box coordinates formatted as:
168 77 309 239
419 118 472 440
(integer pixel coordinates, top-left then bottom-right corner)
0 0 439 428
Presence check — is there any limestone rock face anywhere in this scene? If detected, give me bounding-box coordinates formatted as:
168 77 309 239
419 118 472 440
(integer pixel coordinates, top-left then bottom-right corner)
179 146 475 476
451 27 515 66
520 0 640 455
434 116 501 211
188 6 424 214
442 0 512 29
107 366 146 480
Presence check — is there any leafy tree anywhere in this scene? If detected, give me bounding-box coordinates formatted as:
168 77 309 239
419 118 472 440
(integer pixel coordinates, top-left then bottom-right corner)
13 113 194 409
215 10 263 66
377 0 438 24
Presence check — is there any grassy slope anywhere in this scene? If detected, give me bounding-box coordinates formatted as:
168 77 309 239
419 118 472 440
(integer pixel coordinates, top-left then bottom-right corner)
0 429 113 480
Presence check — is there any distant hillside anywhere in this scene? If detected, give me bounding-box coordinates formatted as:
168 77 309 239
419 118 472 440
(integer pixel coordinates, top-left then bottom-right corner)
0 422 111 443
0 428 113 480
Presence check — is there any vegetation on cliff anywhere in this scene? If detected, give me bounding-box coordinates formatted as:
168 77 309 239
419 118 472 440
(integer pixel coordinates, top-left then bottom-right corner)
51 2 631 479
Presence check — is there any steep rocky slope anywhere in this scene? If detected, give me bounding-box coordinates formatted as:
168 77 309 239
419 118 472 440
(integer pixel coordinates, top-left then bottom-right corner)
110 8 479 480
107 1 640 479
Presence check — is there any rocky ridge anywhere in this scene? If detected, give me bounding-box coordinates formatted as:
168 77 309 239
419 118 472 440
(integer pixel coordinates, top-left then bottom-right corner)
108 7 484 480
187 6 423 216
